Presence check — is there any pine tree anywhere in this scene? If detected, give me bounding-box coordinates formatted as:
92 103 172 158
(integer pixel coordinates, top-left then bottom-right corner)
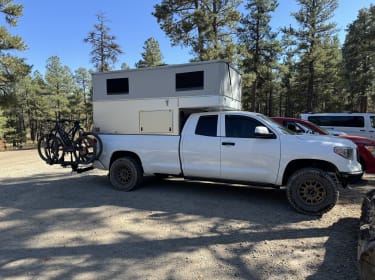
73 67 92 127
283 0 338 112
238 0 279 112
153 0 241 62
316 36 342 112
0 108 5 138
121 62 130 70
84 13 123 72
0 0 30 98
342 5 375 112
136 38 164 68
44 56 73 118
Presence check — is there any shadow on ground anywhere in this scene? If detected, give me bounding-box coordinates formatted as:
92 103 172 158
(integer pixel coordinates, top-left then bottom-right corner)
0 171 365 279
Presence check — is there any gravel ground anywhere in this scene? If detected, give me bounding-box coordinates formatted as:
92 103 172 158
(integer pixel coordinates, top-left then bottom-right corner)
0 149 374 280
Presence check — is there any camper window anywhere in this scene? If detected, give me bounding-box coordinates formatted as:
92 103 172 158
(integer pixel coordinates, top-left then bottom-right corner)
176 71 204 91
106 78 129 95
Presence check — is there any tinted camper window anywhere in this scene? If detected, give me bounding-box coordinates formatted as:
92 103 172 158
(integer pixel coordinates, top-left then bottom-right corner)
176 71 204 91
308 116 364 127
107 78 129 95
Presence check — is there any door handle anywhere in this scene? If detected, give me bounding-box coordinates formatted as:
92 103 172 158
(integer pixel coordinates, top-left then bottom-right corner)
360 129 365 131
222 142 235 146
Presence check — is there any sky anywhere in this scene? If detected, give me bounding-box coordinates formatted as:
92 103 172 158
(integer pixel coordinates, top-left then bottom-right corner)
7 0 375 74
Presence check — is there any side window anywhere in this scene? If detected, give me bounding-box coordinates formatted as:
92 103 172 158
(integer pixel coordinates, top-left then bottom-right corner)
308 116 364 127
225 115 264 138
106 78 129 95
370 116 375 128
176 71 204 91
285 121 305 133
195 115 218 137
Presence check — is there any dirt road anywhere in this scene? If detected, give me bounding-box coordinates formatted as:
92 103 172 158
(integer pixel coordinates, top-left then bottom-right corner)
0 150 374 279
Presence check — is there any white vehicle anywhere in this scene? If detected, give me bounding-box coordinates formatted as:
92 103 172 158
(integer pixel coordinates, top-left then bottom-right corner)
93 61 362 215
301 113 375 139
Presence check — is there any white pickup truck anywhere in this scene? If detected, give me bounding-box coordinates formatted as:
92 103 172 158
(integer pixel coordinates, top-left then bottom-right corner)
94 110 362 215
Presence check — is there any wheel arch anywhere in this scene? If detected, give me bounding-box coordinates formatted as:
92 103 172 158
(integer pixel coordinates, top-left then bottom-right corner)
110 151 144 173
282 159 338 185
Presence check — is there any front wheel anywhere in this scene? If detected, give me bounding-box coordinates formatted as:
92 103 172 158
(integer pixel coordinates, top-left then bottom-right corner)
38 134 64 164
109 157 143 191
286 168 339 215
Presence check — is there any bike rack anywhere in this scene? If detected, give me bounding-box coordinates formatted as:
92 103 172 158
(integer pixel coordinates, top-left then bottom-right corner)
38 118 102 174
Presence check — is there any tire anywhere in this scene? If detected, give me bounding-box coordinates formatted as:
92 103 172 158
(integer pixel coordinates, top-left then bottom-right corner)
286 168 339 215
82 132 103 159
37 134 50 162
48 136 64 164
109 157 143 191
75 136 97 164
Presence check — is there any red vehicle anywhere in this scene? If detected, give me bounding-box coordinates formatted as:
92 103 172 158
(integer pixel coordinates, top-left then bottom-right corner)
272 117 375 175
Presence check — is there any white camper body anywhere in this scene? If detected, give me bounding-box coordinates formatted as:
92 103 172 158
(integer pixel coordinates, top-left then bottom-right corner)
92 60 242 135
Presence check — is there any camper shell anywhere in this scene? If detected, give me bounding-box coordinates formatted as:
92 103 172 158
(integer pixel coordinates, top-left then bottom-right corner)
92 60 242 135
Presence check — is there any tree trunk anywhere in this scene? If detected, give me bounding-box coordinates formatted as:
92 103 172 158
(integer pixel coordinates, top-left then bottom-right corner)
307 61 315 112
251 79 257 112
360 95 368 112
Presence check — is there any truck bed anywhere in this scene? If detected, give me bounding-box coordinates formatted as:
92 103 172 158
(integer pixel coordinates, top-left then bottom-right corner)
96 134 181 175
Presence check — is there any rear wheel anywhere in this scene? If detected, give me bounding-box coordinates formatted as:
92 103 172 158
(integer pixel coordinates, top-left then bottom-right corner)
109 157 143 191
82 132 103 159
75 136 97 164
286 168 339 215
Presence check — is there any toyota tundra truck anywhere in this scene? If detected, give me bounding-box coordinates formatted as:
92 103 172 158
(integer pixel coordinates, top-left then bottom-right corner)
94 111 362 215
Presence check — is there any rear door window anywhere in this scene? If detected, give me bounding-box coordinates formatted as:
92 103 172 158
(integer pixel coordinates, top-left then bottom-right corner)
195 115 218 137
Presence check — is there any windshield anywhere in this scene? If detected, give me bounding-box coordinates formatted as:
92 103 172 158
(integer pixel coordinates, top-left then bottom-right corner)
256 114 295 135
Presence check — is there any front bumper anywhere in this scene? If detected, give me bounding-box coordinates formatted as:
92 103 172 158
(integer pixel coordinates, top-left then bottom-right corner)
339 170 364 186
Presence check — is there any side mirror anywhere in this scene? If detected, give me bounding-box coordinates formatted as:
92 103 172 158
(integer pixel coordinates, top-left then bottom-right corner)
255 126 276 139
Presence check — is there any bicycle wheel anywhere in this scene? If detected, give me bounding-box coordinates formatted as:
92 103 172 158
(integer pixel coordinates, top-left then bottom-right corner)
37 134 50 162
82 132 103 159
48 135 64 164
75 136 97 164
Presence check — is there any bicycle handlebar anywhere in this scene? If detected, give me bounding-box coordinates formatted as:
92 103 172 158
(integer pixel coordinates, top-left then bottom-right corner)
44 119 81 124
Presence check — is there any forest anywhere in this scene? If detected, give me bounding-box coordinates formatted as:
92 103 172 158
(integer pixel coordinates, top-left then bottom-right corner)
0 0 374 148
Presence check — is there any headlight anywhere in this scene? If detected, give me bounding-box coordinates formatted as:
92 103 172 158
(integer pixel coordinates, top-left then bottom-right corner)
334 147 353 160
365 145 375 157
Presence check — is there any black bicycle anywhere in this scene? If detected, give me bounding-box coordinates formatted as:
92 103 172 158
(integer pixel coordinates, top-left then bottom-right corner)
37 119 103 170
